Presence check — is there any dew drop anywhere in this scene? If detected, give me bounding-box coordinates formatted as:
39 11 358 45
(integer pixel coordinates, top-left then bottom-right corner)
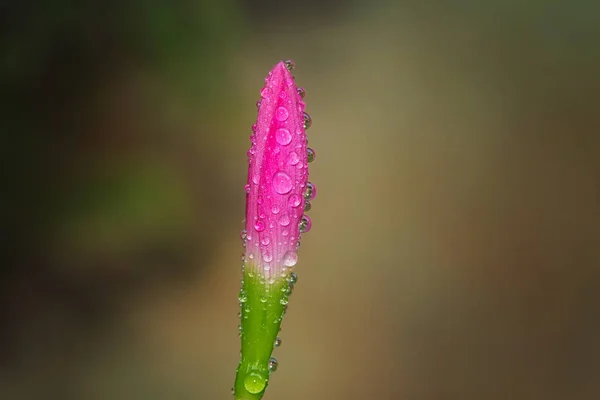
278 214 290 227
307 148 316 163
287 151 300 166
252 174 260 184
275 106 289 122
261 236 270 245
275 128 292 146
274 337 282 347
284 60 295 71
289 272 298 284
279 91 287 100
272 171 293 194
256 100 261 109
268 357 279 372
244 371 266 394
252 124 257 132
271 205 280 215
302 112 312 129
297 87 306 98
282 251 298 267
240 229 247 241
280 298 288 305
263 251 273 262
304 181 317 200
238 290 248 303
288 193 302 208
260 296 268 303
304 201 312 212
254 220 266 232
260 87 271 98
299 215 312 233
244 184 251 193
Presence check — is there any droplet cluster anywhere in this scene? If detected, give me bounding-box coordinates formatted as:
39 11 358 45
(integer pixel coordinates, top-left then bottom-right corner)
241 59 316 279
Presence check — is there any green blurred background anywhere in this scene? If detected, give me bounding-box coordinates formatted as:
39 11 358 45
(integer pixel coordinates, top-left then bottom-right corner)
1 1 599 399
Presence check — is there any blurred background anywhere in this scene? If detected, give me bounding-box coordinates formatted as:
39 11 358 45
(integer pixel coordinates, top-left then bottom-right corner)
1 1 599 399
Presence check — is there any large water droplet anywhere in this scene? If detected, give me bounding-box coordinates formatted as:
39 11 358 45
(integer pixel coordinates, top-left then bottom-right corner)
297 87 306 98
288 193 302 208
260 87 271 98
275 128 292 146
272 171 293 194
287 151 300 166
282 251 298 267
304 181 317 200
254 220 266 232
299 215 312 233
307 148 316 163
278 214 290 227
268 357 279 372
275 106 289 122
244 371 266 394
284 60 295 71
302 112 312 129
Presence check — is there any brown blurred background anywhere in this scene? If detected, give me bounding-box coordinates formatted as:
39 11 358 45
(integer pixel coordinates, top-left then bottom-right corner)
1 1 599 399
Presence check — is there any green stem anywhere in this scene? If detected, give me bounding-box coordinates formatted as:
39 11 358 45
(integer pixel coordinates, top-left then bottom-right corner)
234 268 290 399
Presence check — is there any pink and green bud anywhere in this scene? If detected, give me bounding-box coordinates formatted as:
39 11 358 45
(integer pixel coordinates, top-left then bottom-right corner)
234 60 315 399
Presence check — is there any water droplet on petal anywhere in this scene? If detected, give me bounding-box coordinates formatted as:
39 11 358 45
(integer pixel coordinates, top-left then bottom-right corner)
256 100 261 109
275 106 289 122
284 60 295 71
252 174 260 184
275 128 292 146
261 236 270 245
280 298 288 305
307 148 316 163
302 112 312 129
299 215 312 233
260 87 271 98
263 251 273 262
288 194 302 208
297 87 306 98
278 213 290 226
304 181 317 200
244 184 251 193
287 151 300 166
304 201 311 212
238 290 248 303
272 172 293 194
268 357 279 371
282 251 298 267
240 229 247 241
254 220 266 232
289 272 298 284
271 205 280 214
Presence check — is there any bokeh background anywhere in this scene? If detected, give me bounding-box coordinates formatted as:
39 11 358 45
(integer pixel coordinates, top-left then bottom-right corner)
2 1 599 399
